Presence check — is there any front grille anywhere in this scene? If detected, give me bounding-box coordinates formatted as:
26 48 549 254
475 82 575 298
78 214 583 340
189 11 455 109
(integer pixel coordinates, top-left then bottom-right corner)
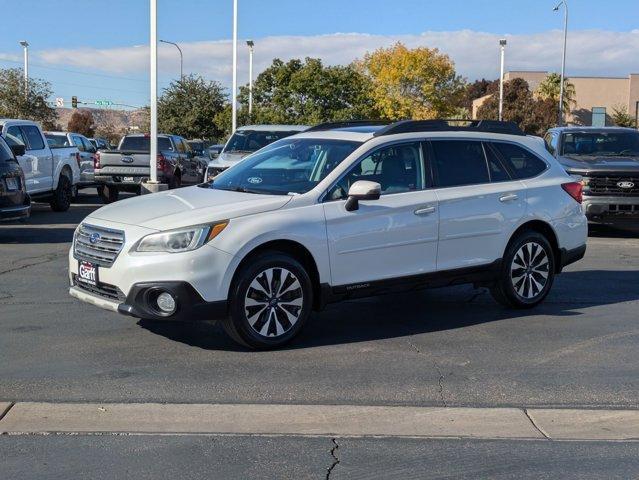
74 223 125 267
72 274 126 302
586 175 639 196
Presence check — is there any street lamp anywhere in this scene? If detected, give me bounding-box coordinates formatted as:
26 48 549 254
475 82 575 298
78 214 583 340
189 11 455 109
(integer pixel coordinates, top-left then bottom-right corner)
231 0 238 132
160 39 183 79
554 0 568 126
149 0 158 184
19 40 29 97
246 40 254 119
498 39 507 121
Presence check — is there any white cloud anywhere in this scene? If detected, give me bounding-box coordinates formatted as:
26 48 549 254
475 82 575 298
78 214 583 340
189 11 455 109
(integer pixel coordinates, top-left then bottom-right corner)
35 29 639 87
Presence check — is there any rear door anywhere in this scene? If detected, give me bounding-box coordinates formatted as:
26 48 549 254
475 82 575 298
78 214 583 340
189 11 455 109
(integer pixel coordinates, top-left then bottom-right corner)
323 141 439 287
71 134 94 183
430 139 527 271
22 125 53 192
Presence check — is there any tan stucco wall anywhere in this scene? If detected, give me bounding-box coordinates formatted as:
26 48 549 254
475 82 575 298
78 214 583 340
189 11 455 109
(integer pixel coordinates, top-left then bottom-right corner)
504 71 548 92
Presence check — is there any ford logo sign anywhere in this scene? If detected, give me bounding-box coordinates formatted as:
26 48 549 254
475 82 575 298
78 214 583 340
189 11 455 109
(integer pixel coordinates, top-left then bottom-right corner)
617 181 635 189
89 232 101 244
121 156 134 164
247 177 262 184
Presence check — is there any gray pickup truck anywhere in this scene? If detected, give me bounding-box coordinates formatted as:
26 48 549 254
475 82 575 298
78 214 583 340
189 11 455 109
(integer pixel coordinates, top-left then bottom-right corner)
545 126 639 224
94 134 206 203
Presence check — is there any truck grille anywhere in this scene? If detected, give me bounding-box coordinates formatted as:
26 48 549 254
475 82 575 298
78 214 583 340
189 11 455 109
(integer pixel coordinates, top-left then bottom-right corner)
587 175 639 196
74 223 125 267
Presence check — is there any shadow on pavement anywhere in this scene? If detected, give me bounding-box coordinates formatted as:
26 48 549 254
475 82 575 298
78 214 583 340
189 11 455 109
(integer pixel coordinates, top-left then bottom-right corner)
138 269 639 352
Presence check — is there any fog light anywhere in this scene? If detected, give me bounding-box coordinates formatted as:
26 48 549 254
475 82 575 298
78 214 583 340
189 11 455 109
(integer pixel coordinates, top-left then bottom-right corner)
156 292 176 314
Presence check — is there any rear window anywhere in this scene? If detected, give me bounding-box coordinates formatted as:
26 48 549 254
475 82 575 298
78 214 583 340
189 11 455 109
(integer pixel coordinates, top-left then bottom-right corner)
120 136 173 152
0 137 14 162
45 134 71 148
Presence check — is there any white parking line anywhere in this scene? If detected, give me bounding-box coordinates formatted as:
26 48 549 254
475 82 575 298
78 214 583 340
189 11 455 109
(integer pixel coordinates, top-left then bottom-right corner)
1 402 638 441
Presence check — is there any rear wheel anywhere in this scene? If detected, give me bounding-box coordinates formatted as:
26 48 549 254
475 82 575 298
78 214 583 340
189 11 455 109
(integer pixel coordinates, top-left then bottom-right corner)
49 174 73 212
98 185 119 204
222 252 313 349
490 231 555 309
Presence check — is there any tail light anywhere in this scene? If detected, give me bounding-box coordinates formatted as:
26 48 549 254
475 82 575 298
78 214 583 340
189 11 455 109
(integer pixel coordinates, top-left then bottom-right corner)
561 182 583 204
75 152 81 167
93 152 101 169
156 153 166 171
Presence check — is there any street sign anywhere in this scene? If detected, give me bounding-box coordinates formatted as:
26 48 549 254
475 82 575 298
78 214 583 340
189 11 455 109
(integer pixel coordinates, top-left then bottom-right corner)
95 100 113 107
55 97 64 108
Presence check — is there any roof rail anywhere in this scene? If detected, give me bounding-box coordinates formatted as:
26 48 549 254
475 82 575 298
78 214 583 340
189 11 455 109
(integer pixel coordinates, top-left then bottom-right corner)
305 120 390 132
373 119 525 137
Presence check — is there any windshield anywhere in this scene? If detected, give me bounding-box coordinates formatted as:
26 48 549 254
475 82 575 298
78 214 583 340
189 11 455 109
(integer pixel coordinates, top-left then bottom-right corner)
561 131 639 156
120 136 173 152
223 130 301 154
209 138 361 195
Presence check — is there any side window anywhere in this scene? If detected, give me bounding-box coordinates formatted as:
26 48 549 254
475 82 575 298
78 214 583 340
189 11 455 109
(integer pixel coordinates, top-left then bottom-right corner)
6 126 27 147
484 144 511 182
326 142 424 200
22 126 45 150
175 138 185 153
431 140 489 187
72 135 86 151
82 137 95 152
543 133 555 154
492 142 547 179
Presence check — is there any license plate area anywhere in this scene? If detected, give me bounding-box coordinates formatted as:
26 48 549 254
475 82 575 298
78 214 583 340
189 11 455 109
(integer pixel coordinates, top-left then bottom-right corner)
78 261 99 286
5 177 19 191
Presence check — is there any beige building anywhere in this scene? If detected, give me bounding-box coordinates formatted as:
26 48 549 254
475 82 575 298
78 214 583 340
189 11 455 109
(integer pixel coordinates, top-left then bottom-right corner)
472 71 639 127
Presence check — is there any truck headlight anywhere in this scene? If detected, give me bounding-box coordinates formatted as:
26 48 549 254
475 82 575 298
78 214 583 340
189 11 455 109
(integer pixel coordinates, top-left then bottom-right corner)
133 221 228 253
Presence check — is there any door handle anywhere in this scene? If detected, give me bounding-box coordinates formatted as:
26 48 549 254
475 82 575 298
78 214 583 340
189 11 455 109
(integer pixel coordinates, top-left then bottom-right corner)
414 205 436 215
499 193 519 202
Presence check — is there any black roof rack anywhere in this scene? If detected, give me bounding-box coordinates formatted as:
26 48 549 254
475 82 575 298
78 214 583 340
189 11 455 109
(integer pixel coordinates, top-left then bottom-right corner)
305 120 390 132
373 119 525 137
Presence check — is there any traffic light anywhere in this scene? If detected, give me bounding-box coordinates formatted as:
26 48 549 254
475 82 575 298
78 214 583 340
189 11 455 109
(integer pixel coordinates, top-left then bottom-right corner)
72 96 78 108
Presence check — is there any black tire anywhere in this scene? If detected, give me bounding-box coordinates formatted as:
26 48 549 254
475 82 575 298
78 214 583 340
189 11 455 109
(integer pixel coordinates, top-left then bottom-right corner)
222 252 313 349
490 230 555 309
169 172 182 190
49 174 73 212
98 185 119 204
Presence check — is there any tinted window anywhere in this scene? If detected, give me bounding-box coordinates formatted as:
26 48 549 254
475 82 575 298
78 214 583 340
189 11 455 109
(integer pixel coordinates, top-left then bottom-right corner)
23 126 45 150
560 131 639 156
485 145 511 182
327 142 424 200
45 134 70 148
224 130 300 153
6 126 27 147
81 137 95 152
431 140 489 187
119 136 174 152
0 137 14 162
492 142 547 179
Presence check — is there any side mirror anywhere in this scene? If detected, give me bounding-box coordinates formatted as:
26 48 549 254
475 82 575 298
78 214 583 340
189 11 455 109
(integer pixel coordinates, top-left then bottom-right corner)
10 144 25 157
345 180 381 211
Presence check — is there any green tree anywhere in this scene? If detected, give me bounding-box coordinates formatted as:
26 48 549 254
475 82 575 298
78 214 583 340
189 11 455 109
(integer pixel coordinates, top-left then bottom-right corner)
611 104 636 128
233 57 378 131
476 78 556 136
358 42 466 120
0 68 58 129
67 109 95 137
158 74 227 139
535 73 576 113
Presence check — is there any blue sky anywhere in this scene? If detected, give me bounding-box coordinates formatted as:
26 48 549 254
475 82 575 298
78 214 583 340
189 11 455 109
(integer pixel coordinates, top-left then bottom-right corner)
1 0 638 108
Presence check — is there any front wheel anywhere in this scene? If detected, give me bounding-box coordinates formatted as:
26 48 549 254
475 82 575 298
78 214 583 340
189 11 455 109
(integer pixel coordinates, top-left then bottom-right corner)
222 252 313 349
490 231 555 309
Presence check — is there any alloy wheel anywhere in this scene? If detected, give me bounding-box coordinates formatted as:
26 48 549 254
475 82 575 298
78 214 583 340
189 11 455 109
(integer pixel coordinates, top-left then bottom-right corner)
510 242 550 300
244 267 303 337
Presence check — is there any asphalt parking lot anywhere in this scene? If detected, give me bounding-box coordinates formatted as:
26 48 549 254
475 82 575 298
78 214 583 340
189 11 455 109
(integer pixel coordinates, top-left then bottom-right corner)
1 189 639 478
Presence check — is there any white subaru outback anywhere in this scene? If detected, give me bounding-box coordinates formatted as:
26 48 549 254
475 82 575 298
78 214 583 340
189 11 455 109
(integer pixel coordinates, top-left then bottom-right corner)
69 120 587 349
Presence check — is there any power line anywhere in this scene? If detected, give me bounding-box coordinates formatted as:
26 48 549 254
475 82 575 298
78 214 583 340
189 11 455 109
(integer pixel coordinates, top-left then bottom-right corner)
0 58 148 83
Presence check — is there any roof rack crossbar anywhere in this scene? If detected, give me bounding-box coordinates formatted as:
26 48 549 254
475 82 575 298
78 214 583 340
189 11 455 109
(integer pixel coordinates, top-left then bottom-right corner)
372 119 525 137
306 120 390 132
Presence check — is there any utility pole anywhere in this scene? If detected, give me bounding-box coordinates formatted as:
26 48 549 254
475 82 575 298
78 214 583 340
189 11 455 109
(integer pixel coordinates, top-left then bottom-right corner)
149 0 158 184
498 39 506 121
19 41 29 98
247 40 254 119
231 0 238 132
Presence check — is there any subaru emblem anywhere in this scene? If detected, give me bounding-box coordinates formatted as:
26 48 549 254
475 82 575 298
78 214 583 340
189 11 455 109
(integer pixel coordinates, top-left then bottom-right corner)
89 232 101 244
617 181 635 189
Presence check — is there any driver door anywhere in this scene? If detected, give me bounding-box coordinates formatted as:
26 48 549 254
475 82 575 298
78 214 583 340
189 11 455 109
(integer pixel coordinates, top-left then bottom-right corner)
323 142 439 287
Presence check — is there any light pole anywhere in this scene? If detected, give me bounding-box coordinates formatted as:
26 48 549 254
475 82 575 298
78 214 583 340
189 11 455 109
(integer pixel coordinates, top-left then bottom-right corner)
247 40 254 119
231 0 238 132
498 39 506 121
554 0 568 126
159 39 183 79
19 41 29 97
149 0 158 184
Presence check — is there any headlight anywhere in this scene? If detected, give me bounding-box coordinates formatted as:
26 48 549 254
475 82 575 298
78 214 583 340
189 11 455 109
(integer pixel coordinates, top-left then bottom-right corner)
133 221 228 253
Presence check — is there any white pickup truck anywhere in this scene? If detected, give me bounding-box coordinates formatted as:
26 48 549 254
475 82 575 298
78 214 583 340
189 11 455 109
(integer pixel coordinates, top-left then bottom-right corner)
0 119 80 212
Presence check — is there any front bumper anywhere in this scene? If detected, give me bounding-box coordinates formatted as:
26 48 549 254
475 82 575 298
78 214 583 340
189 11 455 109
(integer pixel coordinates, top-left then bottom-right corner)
582 195 639 221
